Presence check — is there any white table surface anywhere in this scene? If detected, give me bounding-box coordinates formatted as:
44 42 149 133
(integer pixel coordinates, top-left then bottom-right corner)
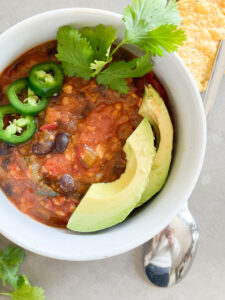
0 1 225 299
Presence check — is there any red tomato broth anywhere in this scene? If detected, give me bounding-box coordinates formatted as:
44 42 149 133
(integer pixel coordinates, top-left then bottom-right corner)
0 41 169 227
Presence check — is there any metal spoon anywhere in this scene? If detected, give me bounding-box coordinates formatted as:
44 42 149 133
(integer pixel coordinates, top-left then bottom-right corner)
144 39 225 287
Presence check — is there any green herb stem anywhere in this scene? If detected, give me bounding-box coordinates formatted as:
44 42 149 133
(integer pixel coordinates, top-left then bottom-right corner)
0 292 11 296
110 41 125 56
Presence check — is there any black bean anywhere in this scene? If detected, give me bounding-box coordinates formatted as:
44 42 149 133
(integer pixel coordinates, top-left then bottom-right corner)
0 143 10 156
55 133 69 153
32 140 53 156
58 174 77 193
2 183 13 197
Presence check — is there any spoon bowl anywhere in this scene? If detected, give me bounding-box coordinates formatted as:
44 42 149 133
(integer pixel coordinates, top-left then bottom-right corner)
144 206 198 287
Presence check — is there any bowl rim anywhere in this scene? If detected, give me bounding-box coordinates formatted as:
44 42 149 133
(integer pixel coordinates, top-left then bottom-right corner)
0 7 207 261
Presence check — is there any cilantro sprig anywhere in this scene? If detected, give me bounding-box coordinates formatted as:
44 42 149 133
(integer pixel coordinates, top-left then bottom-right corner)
0 246 45 300
56 0 186 94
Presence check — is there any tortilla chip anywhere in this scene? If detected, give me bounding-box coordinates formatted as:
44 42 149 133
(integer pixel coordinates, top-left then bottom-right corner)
177 0 225 92
208 0 225 16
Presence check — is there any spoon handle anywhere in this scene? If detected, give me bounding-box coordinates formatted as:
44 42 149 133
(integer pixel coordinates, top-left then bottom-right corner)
204 40 225 117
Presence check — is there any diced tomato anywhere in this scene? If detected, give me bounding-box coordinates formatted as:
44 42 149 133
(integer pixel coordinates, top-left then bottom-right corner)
40 123 58 131
43 155 72 177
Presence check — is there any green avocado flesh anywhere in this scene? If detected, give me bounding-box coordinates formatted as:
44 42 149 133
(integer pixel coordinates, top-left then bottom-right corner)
67 118 156 232
136 85 173 207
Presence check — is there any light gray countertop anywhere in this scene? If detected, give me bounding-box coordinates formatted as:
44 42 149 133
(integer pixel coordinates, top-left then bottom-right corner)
0 1 225 299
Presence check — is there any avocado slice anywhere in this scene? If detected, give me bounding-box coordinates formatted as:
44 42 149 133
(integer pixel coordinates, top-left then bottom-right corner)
136 85 173 207
67 118 155 232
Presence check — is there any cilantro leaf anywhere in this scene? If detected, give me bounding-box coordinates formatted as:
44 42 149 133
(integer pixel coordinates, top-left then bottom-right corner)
0 275 45 300
122 0 184 55
60 61 77 77
1 247 24 267
1 264 19 289
97 54 153 93
142 24 186 56
0 246 24 289
56 26 94 80
81 25 117 61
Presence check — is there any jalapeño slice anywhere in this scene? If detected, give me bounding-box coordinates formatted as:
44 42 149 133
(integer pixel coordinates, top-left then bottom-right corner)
0 105 36 144
7 78 49 115
28 62 64 97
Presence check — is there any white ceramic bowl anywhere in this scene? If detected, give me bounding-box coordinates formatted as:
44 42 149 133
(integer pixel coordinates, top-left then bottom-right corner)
0 8 206 260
